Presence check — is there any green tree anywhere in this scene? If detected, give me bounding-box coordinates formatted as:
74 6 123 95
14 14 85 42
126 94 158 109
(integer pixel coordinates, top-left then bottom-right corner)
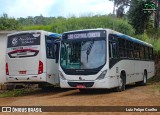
0 13 21 30
128 0 152 34
50 15 134 35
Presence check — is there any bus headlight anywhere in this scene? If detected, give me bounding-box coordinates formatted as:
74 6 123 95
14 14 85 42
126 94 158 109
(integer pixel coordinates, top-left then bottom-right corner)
96 70 107 80
59 71 66 80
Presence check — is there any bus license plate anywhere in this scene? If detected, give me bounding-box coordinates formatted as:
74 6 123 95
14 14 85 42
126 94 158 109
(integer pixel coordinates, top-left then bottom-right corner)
76 84 86 88
19 71 26 74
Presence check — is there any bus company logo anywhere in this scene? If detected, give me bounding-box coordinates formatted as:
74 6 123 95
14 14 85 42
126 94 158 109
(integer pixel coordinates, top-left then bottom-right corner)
33 34 40 38
2 107 11 112
12 38 18 46
79 77 82 80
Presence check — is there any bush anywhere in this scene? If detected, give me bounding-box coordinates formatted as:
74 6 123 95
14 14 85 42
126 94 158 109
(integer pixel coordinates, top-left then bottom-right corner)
22 25 52 31
50 15 135 35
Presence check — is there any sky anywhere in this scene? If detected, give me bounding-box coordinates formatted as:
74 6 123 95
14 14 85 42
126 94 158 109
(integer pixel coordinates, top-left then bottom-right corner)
0 0 114 18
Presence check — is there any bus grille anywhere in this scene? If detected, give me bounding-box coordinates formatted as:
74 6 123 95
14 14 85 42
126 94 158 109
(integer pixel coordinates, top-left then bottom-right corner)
68 82 94 87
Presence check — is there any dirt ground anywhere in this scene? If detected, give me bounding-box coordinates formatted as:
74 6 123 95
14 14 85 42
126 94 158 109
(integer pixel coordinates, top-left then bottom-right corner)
0 83 160 114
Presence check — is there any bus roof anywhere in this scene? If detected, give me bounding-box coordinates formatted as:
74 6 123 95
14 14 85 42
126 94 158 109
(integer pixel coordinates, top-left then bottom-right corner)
63 28 153 47
110 30 153 47
111 34 152 47
49 33 61 37
7 30 61 37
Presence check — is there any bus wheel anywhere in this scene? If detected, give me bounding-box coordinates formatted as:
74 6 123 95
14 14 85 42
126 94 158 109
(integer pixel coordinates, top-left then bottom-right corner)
136 71 147 86
143 72 147 85
116 74 125 92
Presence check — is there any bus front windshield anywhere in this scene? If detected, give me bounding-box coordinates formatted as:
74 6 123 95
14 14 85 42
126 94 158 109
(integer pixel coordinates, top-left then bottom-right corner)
60 39 106 69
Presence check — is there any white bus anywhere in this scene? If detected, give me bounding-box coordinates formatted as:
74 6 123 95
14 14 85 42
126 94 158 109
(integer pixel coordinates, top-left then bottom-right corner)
6 30 61 88
59 28 155 91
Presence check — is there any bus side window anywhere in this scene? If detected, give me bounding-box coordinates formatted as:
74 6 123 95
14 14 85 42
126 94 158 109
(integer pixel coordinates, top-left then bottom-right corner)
109 34 118 59
46 36 55 59
149 47 153 60
109 41 117 58
152 48 154 60
145 46 149 59
134 43 140 59
46 43 54 59
118 38 126 58
47 46 53 58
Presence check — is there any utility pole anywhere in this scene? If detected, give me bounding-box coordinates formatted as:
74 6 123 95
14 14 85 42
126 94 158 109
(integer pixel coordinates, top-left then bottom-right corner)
154 0 160 39
154 0 159 29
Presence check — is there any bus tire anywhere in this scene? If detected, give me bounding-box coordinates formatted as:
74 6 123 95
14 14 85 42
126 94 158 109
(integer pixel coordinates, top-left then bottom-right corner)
142 71 147 85
116 73 125 92
136 71 147 86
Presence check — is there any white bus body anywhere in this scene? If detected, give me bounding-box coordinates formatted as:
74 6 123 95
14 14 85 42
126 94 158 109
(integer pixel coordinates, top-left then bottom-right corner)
59 29 155 91
6 30 61 86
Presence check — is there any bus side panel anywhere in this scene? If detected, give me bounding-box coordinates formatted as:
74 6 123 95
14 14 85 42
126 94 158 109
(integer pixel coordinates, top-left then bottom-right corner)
109 60 154 86
148 61 155 79
133 60 144 83
134 61 154 82
109 60 135 85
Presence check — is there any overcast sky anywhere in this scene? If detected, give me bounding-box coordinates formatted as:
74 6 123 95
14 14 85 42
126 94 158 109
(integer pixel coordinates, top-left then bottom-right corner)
0 0 114 18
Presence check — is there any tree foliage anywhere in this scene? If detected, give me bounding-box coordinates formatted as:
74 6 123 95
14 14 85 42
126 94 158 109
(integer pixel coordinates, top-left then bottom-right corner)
17 15 66 26
22 15 135 36
128 0 152 34
0 13 21 30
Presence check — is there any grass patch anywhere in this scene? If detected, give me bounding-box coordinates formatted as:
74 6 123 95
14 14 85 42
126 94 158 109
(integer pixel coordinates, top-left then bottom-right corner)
154 82 160 91
148 80 160 91
147 77 156 84
0 88 40 98
147 77 160 85
155 85 160 91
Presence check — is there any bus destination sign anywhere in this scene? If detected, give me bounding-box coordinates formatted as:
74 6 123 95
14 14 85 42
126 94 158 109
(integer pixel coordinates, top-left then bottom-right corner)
64 30 106 40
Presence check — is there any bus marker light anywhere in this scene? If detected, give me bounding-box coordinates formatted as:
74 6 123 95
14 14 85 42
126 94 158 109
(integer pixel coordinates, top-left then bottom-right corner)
6 63 9 75
38 61 43 74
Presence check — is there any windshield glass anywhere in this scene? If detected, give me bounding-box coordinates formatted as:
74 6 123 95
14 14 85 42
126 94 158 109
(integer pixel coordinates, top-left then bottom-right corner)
60 39 106 69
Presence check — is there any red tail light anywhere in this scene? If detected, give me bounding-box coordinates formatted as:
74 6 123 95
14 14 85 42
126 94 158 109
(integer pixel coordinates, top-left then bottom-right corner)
6 63 9 75
38 61 43 74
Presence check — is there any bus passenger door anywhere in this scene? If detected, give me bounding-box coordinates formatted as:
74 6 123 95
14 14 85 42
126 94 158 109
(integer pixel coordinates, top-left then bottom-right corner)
45 36 60 85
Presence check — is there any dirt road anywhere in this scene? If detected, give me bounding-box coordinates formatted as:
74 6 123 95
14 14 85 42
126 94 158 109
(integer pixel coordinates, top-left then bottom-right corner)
0 83 159 106
0 83 159 114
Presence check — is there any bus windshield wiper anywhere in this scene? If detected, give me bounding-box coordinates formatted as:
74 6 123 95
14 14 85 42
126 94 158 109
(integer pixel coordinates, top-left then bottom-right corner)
86 41 94 62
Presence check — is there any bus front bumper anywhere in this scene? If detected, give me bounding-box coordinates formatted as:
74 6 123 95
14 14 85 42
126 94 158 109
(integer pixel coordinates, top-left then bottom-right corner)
60 77 119 89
